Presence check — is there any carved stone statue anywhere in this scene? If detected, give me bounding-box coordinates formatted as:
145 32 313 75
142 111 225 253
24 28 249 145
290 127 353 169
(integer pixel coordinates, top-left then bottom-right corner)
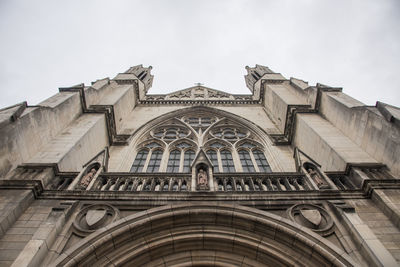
79 168 97 189
196 168 209 191
307 167 326 188
197 168 208 186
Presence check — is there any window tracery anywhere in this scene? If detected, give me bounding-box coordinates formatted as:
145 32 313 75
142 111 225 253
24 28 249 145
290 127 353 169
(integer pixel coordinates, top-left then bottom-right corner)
152 126 189 142
210 127 248 143
183 116 216 133
130 111 273 174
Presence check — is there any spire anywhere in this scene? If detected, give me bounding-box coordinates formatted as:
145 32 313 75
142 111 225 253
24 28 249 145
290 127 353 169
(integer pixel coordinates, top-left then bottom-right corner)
125 65 154 93
244 64 274 93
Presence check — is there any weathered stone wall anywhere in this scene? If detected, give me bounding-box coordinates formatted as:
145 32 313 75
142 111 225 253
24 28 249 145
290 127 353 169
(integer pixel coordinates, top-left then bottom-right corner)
293 113 377 171
320 92 400 176
263 82 308 133
0 92 82 177
26 114 108 172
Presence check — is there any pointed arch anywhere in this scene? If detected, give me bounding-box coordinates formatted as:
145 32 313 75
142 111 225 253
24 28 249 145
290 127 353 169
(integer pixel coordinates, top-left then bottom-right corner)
52 203 355 266
123 106 285 172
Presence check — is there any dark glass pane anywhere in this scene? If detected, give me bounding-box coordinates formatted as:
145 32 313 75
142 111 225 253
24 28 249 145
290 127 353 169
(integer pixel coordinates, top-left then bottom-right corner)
183 150 195 172
167 150 181 173
207 150 219 173
147 150 163 173
130 150 148 172
221 150 235 172
253 150 271 172
239 150 255 172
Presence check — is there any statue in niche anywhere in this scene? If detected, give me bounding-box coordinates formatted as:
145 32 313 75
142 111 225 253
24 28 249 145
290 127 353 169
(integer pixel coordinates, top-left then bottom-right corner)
198 168 208 186
79 168 97 189
196 168 209 190
306 166 327 189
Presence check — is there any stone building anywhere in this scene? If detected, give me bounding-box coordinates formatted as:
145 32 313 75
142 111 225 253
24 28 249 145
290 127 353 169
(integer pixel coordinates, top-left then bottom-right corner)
0 64 399 266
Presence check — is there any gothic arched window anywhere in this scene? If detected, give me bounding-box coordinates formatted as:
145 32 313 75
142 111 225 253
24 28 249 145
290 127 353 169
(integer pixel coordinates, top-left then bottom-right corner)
253 149 271 172
236 142 271 173
147 150 163 173
221 150 235 172
206 150 219 173
167 150 181 173
131 110 274 174
130 149 148 172
183 150 195 172
238 150 255 172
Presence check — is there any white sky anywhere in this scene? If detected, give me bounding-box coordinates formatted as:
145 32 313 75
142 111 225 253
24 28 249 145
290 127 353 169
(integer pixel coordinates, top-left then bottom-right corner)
0 0 399 108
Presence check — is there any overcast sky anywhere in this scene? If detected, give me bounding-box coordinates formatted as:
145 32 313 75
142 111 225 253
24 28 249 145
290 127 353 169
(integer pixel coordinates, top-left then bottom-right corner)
0 0 399 109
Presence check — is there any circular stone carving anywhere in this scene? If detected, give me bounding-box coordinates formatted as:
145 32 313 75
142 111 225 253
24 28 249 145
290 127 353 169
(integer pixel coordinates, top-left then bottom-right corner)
287 204 334 236
73 204 119 236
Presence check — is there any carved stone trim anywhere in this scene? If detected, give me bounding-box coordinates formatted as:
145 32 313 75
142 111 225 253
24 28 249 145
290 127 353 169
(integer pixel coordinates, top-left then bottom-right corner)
287 203 334 236
73 203 119 236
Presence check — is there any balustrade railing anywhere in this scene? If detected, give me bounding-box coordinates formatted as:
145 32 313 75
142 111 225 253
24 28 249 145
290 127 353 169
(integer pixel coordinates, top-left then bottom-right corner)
50 169 396 192
214 174 310 192
92 174 191 192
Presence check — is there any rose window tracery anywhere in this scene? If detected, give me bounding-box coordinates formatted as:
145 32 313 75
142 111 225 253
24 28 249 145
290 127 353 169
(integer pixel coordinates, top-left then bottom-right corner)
152 126 190 142
183 115 217 133
210 127 248 143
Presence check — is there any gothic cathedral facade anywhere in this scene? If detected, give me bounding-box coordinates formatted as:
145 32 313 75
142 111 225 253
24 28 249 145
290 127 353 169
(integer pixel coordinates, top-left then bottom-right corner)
0 65 400 266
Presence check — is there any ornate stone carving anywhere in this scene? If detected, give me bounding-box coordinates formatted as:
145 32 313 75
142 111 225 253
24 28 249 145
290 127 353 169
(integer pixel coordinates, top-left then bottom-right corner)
197 168 208 186
306 165 329 189
208 90 229 99
287 204 334 236
73 204 119 236
196 166 210 191
78 168 97 189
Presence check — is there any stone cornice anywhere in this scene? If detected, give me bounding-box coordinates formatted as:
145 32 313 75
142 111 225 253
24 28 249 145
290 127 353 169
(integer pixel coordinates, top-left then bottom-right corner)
139 99 261 105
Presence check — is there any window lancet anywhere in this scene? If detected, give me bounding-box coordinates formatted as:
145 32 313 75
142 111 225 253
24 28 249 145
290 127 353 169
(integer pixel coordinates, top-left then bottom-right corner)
221 150 235 172
130 149 148 172
239 150 255 172
167 150 181 173
183 150 195 172
147 150 163 173
253 149 272 172
207 150 219 173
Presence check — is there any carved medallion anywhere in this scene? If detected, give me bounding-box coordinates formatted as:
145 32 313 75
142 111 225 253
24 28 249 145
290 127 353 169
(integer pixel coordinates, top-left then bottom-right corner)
300 209 322 228
73 204 119 236
86 209 107 229
287 204 333 236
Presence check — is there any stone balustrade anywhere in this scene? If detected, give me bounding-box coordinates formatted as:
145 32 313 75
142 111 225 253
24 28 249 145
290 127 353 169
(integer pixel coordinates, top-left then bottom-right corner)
214 174 310 192
92 174 191 192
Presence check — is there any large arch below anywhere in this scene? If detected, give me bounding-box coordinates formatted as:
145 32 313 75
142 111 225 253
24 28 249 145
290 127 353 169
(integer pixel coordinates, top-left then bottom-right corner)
52 203 355 266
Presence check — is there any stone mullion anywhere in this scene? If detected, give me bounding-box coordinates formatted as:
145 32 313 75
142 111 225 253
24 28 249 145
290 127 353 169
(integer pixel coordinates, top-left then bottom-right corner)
159 146 170 172
249 150 260 172
216 150 223 173
231 148 242 172
142 150 153 173
179 150 184 173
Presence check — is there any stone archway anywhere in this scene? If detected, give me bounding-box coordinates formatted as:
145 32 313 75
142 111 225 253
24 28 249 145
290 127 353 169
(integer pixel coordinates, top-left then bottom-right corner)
51 203 355 267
